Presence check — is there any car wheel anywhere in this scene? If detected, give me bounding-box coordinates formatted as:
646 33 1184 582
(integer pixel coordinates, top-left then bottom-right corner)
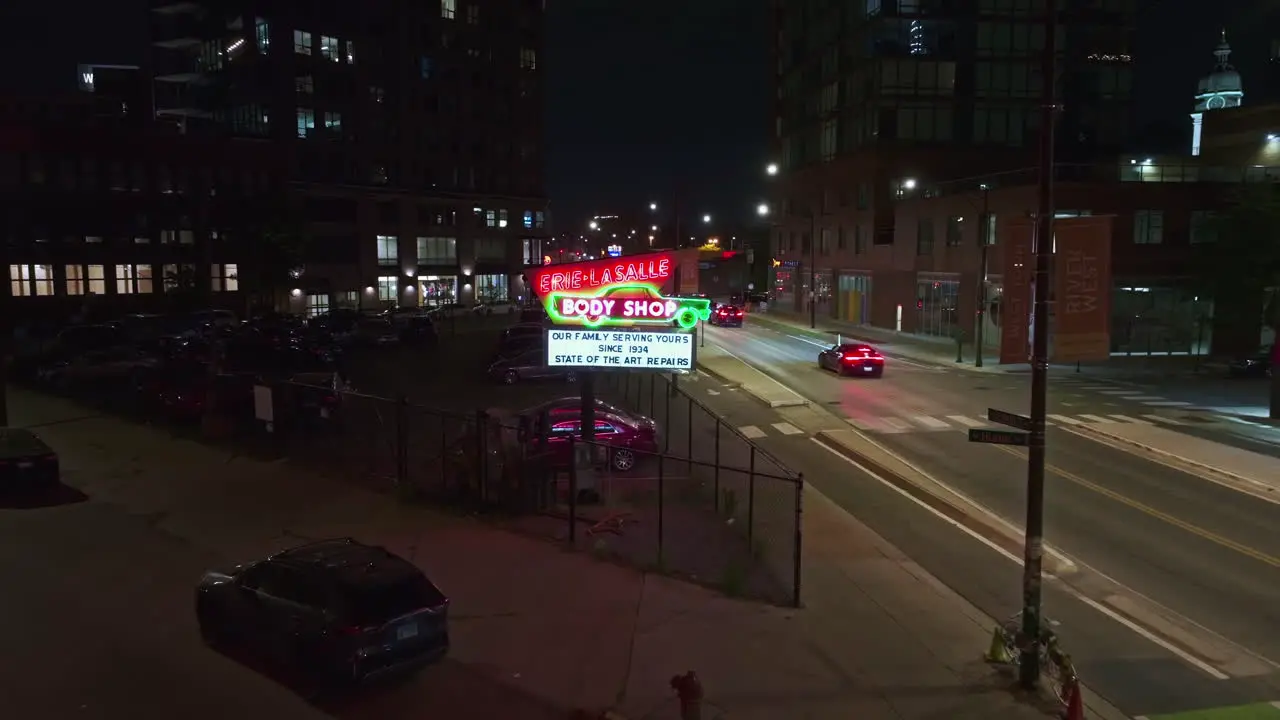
503 369 519 385
611 448 637 472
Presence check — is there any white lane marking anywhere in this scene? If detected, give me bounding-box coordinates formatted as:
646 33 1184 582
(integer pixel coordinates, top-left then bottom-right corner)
1109 415 1151 424
1048 414 1085 425
1077 386 1115 391
772 422 804 436
1143 414 1186 425
785 333 828 348
881 417 914 432
705 389 720 396
1143 400 1193 407
1077 414 1115 423
810 438 1231 681
912 415 951 429
739 425 766 439
948 415 985 427
1097 389 1140 395
1125 396 1168 401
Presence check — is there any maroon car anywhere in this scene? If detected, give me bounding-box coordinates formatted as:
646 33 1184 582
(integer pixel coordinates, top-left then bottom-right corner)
535 403 658 472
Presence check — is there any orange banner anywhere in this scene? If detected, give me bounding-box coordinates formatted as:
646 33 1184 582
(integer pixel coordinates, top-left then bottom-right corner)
999 219 1034 365
1052 217 1113 362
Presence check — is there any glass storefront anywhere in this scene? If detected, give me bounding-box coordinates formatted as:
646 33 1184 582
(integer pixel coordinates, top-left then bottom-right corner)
418 275 457 308
1111 284 1212 355
773 269 794 310
474 273 509 303
915 274 960 338
837 273 872 324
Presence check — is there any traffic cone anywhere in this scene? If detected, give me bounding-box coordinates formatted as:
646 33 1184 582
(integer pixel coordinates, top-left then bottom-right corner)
984 627 1013 664
1062 678 1084 720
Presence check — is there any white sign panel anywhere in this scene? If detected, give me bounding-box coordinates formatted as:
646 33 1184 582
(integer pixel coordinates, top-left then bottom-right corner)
546 329 693 370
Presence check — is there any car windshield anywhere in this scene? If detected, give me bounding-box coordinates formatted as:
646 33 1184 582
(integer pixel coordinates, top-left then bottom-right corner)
342 575 446 625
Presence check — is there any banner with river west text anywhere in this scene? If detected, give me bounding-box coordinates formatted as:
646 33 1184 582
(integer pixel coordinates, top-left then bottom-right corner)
1051 216 1114 362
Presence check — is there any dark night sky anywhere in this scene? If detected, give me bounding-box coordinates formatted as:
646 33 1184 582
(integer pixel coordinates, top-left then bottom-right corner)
0 0 1255 229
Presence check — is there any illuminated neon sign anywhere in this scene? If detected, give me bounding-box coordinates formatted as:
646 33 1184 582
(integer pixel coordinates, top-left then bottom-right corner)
547 284 711 329
532 255 672 294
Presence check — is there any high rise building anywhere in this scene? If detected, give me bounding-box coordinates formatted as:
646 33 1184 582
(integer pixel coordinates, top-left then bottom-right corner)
147 0 550 314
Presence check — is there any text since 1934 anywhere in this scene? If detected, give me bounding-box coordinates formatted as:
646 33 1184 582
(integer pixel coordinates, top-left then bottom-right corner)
546 329 693 369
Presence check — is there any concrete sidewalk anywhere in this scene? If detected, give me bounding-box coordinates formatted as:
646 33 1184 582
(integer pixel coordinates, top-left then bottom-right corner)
749 310 1228 379
8 386 1126 719
696 342 810 409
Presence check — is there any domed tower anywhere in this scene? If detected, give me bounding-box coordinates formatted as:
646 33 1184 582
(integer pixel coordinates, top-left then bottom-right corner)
1191 30 1244 155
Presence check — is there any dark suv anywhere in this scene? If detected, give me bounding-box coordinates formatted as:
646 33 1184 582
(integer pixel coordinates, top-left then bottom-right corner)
195 538 449 684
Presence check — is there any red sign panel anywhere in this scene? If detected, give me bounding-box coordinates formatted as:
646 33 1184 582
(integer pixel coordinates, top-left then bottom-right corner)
999 219 1034 365
528 252 675 296
1052 216 1113 362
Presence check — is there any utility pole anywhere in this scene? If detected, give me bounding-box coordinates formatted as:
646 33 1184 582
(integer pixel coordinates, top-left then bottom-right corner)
1020 0 1058 691
974 185 991 368
809 209 818 329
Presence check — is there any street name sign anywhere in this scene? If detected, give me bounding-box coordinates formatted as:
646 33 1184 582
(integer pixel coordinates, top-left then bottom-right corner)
968 428 1029 446
987 408 1032 431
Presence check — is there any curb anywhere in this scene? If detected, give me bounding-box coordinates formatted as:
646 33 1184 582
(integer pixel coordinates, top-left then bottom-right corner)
1068 424 1277 495
695 360 809 410
812 430 1076 576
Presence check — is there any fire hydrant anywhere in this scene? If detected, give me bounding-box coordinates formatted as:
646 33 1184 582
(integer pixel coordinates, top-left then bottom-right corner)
670 671 703 720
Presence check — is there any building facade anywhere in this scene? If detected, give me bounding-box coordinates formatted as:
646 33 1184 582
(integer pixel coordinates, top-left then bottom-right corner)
148 0 550 314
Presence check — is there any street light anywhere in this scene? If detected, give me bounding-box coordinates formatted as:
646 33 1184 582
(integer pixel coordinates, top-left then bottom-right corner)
766 163 778 176
702 214 711 224
588 221 598 230
757 203 770 217
649 202 658 211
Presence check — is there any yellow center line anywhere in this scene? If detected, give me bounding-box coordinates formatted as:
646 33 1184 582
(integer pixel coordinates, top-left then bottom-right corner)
993 445 1280 568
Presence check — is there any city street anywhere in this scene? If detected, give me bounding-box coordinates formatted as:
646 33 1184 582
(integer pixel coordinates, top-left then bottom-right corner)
680 321 1280 717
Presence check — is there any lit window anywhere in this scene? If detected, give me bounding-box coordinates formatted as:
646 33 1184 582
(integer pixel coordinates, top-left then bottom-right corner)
255 18 270 53
523 211 533 229
498 209 509 228
210 263 239 292
306 294 330 317
1133 210 1163 245
416 236 457 264
179 230 194 244
9 264 54 297
442 0 456 19
345 40 354 63
115 265 136 295
65 265 85 295
295 75 313 94
320 35 339 62
293 30 312 55
136 265 153 294
485 209 497 228
296 108 315 138
134 236 150 244
474 274 509 303
85 235 103 243
376 275 398 301
520 48 537 70
324 111 342 130
376 235 399 265
534 211 545 228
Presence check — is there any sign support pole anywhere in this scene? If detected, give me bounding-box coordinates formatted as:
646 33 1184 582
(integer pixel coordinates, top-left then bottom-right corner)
1020 0 1057 691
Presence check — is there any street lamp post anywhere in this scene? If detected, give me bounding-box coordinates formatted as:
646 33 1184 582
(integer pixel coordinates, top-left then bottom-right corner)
809 210 818 329
974 184 991 368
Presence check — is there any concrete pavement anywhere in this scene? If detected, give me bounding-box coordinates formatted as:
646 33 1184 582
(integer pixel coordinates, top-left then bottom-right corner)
4 384 1108 719
686 322 1280 716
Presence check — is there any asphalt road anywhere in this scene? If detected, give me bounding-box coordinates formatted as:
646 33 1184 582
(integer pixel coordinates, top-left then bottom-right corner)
688 322 1280 717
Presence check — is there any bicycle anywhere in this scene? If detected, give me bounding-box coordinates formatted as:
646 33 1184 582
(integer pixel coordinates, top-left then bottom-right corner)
996 614 1078 707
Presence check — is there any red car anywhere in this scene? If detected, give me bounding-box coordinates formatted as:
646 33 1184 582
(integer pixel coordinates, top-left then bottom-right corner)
709 304 744 327
535 403 659 472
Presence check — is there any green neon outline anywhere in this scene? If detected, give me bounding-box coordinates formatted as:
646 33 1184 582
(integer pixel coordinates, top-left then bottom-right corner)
545 282 711 328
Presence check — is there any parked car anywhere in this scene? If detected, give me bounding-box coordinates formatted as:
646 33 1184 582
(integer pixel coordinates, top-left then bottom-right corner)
0 428 59 493
818 343 885 378
195 538 449 684
394 315 439 346
1228 344 1274 378
527 400 659 472
473 302 517 316
488 348 576 385
428 303 470 319
38 345 162 389
709 304 744 327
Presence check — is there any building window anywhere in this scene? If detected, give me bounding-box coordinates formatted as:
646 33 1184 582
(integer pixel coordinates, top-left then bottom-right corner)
211 263 239 292
520 48 537 70
84 235 103 244
376 275 398 302
376 235 399 265
65 265 84 295
296 108 315 138
420 56 433 79
475 238 507 261
522 211 534 229
916 219 934 255
417 236 457 264
1133 210 1163 245
295 75 313 94
293 30 312 55
1190 211 1217 244
9 264 54 297
324 111 342 131
255 18 269 52
320 35 339 61
498 209 509 228
442 0 456 19
306 294 329 317
534 211 545 228
945 216 963 247
475 274 508 303
982 213 997 246
854 225 866 254
115 264 152 295
466 3 479 23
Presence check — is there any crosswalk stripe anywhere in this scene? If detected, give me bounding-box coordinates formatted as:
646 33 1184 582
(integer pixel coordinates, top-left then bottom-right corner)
739 425 766 439
912 415 951 429
1077 414 1115 423
1143 414 1185 425
1047 414 1085 425
948 415 985 427
772 422 804 435
881 417 914 431
1108 415 1150 424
